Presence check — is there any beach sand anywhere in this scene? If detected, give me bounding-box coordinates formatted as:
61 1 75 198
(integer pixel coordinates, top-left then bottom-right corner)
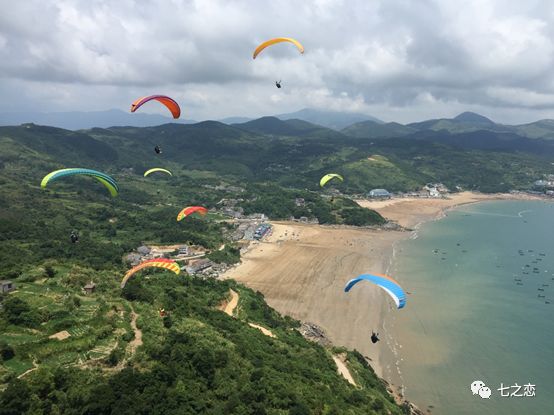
356 191 538 229
222 192 541 384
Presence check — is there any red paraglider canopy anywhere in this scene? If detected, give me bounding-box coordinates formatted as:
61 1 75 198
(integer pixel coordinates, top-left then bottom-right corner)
130 95 181 119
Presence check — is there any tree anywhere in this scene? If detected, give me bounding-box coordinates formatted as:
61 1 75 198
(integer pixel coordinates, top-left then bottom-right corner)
44 264 56 278
0 379 31 415
0 341 15 361
2 297 31 325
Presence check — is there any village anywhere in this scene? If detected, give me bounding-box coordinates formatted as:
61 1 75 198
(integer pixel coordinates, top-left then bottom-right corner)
119 174 554 284
123 212 273 280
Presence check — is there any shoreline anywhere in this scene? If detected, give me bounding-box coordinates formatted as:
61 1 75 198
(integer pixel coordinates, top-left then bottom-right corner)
221 191 545 405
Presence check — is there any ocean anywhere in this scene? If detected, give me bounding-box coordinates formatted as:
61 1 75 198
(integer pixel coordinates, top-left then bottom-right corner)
384 200 554 415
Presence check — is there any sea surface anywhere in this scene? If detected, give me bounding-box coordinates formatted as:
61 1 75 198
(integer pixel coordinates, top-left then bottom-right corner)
384 200 554 415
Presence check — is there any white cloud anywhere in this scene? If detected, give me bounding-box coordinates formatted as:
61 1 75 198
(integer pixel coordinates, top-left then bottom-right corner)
1 0 554 123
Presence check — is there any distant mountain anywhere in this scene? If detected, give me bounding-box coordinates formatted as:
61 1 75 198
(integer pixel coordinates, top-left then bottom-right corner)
513 119 554 140
453 111 495 125
218 116 253 124
407 112 512 134
342 120 416 138
233 116 345 139
0 109 196 130
276 108 383 130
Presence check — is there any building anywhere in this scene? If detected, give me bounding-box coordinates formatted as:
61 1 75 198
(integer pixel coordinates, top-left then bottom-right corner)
185 259 213 274
137 246 151 256
124 252 142 266
178 245 189 255
428 188 440 198
83 282 96 295
0 280 15 294
254 224 272 240
534 179 554 189
368 189 391 199
222 208 243 219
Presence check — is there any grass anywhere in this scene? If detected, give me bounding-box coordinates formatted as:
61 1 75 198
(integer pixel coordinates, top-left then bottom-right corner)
2 358 34 376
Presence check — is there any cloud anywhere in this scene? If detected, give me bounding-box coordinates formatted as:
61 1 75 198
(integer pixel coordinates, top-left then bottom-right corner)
1 0 554 123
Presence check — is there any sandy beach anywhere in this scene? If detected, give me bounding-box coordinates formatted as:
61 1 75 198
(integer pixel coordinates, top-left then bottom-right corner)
222 191 542 383
356 191 540 229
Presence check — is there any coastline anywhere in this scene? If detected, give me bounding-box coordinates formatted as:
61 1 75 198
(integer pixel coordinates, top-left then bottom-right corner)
222 191 544 403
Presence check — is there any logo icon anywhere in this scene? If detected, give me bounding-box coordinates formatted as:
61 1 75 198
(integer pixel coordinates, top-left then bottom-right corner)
479 386 492 399
470 380 486 395
470 380 491 399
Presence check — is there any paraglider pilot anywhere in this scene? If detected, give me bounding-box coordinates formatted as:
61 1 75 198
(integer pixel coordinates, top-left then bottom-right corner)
275 80 282 89
70 231 79 244
154 145 162 154
370 331 380 344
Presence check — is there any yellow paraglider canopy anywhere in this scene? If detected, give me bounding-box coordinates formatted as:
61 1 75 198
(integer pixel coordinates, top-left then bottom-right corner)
320 173 344 188
253 37 304 59
144 168 172 177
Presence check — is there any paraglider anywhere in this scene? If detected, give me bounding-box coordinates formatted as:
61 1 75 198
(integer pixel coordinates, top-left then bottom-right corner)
130 95 181 119
275 80 282 89
370 331 380 344
154 145 162 154
41 168 119 197
70 231 79 244
144 168 172 177
253 37 305 59
320 173 344 188
177 206 208 221
120 258 180 289
344 273 407 309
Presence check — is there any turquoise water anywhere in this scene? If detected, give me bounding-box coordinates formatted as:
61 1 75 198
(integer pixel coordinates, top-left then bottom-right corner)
387 200 554 415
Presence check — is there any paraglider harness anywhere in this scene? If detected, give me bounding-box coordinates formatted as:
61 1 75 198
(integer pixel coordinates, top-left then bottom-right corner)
155 145 162 154
275 80 282 89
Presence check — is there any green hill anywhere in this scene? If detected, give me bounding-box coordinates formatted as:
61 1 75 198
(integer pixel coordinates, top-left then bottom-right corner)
0 123 411 413
342 121 416 139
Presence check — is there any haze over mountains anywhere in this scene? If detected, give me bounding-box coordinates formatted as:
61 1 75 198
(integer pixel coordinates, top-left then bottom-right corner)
2 107 554 141
0 108 379 131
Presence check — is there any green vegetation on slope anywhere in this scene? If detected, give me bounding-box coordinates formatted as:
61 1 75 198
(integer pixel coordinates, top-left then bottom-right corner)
0 122 407 414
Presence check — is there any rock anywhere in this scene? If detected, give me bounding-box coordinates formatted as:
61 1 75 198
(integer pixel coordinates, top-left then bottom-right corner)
298 322 331 346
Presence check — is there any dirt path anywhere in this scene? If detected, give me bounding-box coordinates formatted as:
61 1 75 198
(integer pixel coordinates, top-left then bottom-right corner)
332 354 357 386
220 289 276 338
221 289 239 317
17 359 38 379
248 323 276 338
127 308 143 355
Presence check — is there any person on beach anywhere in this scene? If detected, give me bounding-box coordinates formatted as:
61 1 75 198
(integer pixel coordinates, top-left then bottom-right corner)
371 331 380 344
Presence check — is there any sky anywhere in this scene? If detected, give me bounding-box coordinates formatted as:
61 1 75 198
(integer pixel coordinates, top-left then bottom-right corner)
2 0 554 124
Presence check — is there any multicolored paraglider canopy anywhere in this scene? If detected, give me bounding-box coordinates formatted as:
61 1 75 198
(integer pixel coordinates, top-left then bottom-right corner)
344 274 406 309
120 258 180 289
130 95 181 119
320 173 344 188
41 168 119 197
177 206 208 221
144 168 172 177
253 37 305 59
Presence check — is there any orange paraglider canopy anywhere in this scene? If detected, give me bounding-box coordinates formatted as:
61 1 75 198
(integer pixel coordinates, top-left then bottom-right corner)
177 206 208 221
130 95 181 119
120 258 180 288
253 37 304 59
